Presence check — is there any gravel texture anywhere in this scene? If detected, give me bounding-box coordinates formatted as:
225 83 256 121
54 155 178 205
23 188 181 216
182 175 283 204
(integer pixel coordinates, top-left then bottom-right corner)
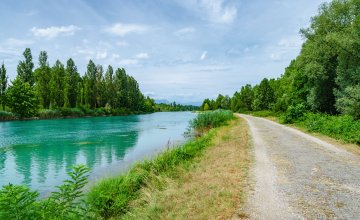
239 114 360 220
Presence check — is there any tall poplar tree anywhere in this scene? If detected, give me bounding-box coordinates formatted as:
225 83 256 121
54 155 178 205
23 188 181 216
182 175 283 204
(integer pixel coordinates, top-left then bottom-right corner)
0 63 8 110
17 48 34 86
34 51 51 108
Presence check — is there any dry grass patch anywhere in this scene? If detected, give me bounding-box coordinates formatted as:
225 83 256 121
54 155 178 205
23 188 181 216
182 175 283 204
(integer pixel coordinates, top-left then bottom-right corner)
123 117 251 220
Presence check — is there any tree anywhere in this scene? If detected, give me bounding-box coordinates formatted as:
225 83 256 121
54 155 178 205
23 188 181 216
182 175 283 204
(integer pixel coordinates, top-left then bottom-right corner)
336 85 360 119
0 63 8 110
214 94 224 109
64 58 80 108
17 48 34 86
84 60 97 108
239 84 254 111
34 51 51 108
50 60 66 108
252 78 275 110
104 65 115 108
7 77 38 117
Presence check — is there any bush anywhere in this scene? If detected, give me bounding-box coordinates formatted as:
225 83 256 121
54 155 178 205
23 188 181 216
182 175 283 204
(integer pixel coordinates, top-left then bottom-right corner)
0 111 16 120
190 110 234 132
281 103 307 124
59 108 85 117
296 113 360 144
0 165 90 220
38 109 62 119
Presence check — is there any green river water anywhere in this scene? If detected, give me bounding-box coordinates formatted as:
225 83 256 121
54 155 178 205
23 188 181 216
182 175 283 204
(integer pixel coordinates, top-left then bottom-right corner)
0 112 195 196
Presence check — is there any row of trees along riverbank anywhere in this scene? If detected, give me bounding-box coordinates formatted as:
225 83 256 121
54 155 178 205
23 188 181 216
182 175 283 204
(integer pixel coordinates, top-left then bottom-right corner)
0 48 161 120
200 0 360 145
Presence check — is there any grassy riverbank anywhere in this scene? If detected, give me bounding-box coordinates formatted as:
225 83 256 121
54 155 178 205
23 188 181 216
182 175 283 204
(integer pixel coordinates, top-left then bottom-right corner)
1 110 251 219
0 107 148 121
121 116 251 219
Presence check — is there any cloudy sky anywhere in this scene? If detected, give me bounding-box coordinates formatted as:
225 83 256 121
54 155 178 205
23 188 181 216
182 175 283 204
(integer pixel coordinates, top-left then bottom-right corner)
0 0 327 104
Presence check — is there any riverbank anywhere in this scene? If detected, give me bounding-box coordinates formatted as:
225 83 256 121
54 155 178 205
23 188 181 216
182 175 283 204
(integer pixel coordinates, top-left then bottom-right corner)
86 110 245 219
120 116 251 219
1 110 249 219
0 107 151 122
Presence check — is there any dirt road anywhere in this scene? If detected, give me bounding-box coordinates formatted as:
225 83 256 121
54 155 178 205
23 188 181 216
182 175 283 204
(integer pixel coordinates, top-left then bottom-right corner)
239 114 360 220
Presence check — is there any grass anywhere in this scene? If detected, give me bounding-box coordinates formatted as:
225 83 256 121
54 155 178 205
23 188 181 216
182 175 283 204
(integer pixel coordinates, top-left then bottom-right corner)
190 109 234 134
86 129 217 218
85 110 250 219
294 113 360 145
244 110 360 145
121 117 251 219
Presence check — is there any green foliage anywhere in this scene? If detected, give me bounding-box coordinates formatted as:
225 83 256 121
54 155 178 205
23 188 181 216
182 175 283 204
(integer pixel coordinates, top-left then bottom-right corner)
86 129 215 218
155 101 199 112
0 111 16 120
201 0 360 124
252 78 275 111
1 49 155 119
335 85 360 119
281 103 307 123
17 48 34 86
190 110 234 131
250 110 280 118
7 77 38 118
50 60 66 108
59 108 85 117
0 63 8 110
0 184 39 220
296 113 360 144
38 109 62 119
0 165 90 220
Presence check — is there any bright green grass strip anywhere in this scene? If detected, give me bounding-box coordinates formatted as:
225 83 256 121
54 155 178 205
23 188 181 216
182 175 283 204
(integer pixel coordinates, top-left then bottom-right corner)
86 128 218 219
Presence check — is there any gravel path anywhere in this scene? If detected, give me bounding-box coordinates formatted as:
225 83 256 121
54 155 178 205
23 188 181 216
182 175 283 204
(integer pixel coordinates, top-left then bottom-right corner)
239 114 360 220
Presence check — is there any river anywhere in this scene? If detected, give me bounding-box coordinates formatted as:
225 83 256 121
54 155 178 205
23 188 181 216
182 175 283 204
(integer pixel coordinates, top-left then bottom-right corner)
0 112 195 196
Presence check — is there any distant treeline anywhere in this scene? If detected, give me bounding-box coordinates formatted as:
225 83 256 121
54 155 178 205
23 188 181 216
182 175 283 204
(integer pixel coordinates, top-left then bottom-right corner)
201 0 360 120
155 102 199 112
0 48 199 119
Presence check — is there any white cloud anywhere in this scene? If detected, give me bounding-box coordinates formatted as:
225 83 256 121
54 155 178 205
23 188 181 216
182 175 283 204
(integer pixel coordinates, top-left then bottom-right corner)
31 25 81 39
199 0 237 24
105 23 148 36
200 51 208 60
135 53 149 59
174 27 196 36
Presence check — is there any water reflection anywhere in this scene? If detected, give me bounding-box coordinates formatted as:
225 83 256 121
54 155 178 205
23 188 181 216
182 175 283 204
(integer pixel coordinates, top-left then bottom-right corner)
0 112 194 195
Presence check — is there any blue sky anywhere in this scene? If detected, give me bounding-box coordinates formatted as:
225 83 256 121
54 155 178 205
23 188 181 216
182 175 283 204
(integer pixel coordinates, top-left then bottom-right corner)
0 0 327 104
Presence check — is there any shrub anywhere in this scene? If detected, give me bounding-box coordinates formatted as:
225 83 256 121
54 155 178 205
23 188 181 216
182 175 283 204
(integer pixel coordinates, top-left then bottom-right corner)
38 109 61 119
281 103 307 123
297 113 360 144
190 109 234 132
0 165 90 220
0 111 16 120
59 108 85 117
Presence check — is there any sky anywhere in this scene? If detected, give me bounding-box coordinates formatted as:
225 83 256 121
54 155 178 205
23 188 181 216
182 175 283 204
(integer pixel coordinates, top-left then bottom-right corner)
0 0 328 105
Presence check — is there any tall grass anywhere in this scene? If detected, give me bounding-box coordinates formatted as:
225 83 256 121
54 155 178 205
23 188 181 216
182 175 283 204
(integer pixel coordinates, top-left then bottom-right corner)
295 113 360 144
190 110 234 133
86 129 216 218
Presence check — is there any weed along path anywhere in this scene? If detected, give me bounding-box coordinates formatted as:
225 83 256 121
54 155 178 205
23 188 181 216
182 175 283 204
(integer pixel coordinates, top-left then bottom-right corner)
239 114 360 220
